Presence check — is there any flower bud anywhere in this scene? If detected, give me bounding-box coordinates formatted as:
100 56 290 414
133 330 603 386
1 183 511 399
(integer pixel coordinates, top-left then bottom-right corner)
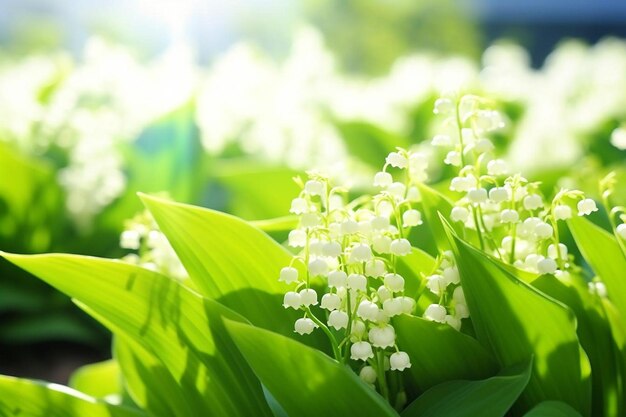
359 366 377 384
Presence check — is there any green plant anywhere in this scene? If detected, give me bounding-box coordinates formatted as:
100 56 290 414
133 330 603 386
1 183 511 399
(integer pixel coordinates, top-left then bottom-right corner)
0 95 624 417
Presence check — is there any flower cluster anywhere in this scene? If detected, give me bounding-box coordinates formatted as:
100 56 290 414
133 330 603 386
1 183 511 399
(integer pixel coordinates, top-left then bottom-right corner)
119 210 188 281
279 156 432 395
432 94 598 279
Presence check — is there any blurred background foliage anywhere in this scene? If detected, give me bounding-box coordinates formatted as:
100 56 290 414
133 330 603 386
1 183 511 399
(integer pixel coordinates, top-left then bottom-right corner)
0 0 625 383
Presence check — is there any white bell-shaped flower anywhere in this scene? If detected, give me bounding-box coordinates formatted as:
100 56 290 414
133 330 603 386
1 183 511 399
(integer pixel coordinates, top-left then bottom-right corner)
553 205 572 221
444 151 462 166
374 171 393 188
487 159 508 176
455 303 470 319
434 98 454 115
304 180 325 196
308 258 328 276
432 134 452 147
577 199 598 216
350 244 373 263
328 270 348 288
341 220 360 235
534 222 553 240
377 286 392 303
537 258 557 275
523 194 543 210
369 324 396 348
390 238 411 256
424 304 447 323
450 176 476 192
426 274 446 296
386 152 408 169
453 286 466 304
399 296 416 314
468 188 488 204
279 267 298 284
357 300 380 321
365 259 386 277
617 224 626 240
389 351 411 371
382 298 403 317
372 235 392 254
359 366 377 384
489 187 508 203
384 273 405 292
351 341 374 361
347 273 367 292
328 310 349 330
299 288 318 306
445 315 462 331
294 318 318 335
547 243 568 260
402 209 423 227
290 197 309 214
371 216 390 230
283 292 302 309
320 293 341 311
322 241 342 258
443 267 460 285
288 229 307 247
451 206 470 223
120 230 141 250
388 182 406 199
500 209 519 224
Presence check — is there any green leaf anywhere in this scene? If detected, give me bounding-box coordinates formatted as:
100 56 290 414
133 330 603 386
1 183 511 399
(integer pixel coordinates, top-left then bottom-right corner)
0 375 144 417
395 247 439 314
1 252 273 417
416 183 465 251
140 194 329 351
532 274 622 416
442 221 592 415
69 359 121 399
602 299 626 414
225 320 400 417
213 161 301 221
113 335 190 416
394 315 497 396
401 359 532 417
568 216 626 321
334 120 409 168
523 401 583 417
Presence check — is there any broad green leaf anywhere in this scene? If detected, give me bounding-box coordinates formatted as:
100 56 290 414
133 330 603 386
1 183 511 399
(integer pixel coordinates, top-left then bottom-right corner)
395 248 438 313
213 162 301 221
523 401 583 417
0 375 144 417
532 274 621 417
416 183 465 251
394 315 497 396
2 253 273 417
401 359 532 417
225 320 399 417
443 222 592 415
602 299 626 414
568 216 626 321
140 194 329 351
334 120 409 168
113 335 190 416
69 359 121 399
